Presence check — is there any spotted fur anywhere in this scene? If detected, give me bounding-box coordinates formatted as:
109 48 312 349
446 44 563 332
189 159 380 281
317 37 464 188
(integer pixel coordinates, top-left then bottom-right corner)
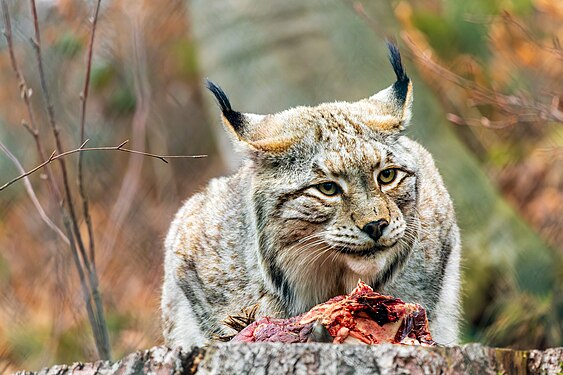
161 43 461 347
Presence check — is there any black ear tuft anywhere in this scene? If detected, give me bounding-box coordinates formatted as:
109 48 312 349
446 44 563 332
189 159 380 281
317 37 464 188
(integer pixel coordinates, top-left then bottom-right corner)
205 79 232 113
386 41 408 82
386 41 410 105
205 79 245 133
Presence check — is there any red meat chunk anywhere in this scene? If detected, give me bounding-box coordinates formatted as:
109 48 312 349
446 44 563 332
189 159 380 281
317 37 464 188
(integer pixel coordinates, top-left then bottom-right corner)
232 281 435 346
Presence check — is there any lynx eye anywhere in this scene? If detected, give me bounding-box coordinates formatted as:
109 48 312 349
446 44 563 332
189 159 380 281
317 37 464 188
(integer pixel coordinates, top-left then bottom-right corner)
316 182 340 196
378 168 397 185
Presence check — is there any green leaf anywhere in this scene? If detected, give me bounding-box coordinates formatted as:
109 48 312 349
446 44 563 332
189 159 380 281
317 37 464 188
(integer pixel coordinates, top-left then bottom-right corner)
53 32 83 58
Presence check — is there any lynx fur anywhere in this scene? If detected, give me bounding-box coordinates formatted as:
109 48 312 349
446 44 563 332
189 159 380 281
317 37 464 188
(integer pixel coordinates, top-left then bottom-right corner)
161 43 461 347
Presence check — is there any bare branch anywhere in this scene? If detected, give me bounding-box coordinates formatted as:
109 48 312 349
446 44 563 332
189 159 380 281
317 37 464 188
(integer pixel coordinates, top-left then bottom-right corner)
3 1 101 358
402 34 563 126
29 0 94 285
346 2 562 127
117 147 207 161
447 113 520 129
78 0 102 277
0 140 206 191
0 141 69 245
79 1 102 146
2 1 33 120
6 0 116 361
500 11 563 60
30 0 107 359
2 0 62 199
3 0 205 362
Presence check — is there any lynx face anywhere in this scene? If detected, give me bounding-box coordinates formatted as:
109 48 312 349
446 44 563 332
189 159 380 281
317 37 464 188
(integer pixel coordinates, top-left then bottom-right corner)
207 42 420 312
249 107 420 308
273 134 418 256
262 131 418 286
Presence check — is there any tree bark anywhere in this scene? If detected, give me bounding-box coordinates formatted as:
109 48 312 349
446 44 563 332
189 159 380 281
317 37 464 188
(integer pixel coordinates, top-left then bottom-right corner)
16 344 563 375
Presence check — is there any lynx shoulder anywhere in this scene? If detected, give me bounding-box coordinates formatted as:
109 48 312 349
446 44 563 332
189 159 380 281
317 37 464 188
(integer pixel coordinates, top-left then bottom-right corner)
161 42 461 347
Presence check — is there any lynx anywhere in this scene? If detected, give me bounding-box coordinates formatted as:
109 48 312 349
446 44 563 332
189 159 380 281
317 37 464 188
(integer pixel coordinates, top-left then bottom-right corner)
161 43 461 347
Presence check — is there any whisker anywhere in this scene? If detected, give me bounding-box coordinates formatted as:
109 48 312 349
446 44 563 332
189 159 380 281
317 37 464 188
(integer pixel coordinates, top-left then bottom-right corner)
321 244 341 268
285 240 331 274
301 245 332 271
295 245 327 268
295 230 331 244
285 237 326 255
286 247 323 274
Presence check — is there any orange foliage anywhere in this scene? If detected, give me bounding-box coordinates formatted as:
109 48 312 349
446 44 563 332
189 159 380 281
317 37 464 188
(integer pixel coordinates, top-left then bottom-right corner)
395 0 562 252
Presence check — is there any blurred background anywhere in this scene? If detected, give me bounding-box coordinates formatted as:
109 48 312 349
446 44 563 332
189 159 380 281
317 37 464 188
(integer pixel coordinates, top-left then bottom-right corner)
0 0 561 371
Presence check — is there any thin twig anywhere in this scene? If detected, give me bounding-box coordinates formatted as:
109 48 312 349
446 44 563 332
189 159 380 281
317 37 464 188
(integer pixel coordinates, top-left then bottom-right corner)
447 113 520 129
4 0 102 359
29 0 90 269
0 141 69 245
2 2 32 115
59 206 101 360
0 139 206 191
1 0 62 199
500 11 563 60
4 0 205 361
78 3 135 356
78 0 101 274
402 35 563 125
29 0 105 358
346 1 563 127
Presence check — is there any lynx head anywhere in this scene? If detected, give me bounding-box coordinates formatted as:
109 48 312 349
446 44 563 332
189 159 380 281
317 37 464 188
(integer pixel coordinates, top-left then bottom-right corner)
207 42 419 313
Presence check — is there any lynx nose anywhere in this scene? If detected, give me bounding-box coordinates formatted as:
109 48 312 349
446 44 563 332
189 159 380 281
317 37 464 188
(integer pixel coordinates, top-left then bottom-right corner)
362 219 388 241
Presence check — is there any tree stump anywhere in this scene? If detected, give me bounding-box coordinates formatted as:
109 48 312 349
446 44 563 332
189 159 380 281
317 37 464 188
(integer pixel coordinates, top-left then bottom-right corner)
15 343 563 374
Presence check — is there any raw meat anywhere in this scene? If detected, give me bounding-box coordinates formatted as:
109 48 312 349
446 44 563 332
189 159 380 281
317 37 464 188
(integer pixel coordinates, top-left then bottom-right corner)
231 281 435 346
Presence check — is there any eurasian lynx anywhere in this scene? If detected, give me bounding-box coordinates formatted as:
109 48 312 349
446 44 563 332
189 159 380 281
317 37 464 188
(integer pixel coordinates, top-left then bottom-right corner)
161 43 461 347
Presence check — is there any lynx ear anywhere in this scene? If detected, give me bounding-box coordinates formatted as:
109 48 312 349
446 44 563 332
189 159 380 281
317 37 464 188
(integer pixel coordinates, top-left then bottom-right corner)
205 80 297 153
365 42 413 132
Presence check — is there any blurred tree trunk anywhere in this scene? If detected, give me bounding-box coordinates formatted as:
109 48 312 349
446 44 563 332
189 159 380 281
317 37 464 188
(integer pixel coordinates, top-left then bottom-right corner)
186 0 558 346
